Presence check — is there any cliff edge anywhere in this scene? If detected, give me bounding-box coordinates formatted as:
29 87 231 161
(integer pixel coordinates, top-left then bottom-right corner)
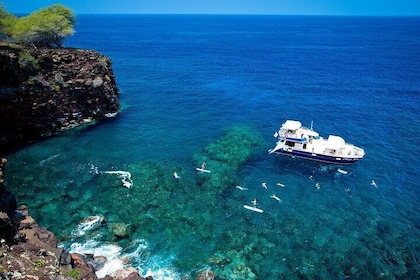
0 43 120 154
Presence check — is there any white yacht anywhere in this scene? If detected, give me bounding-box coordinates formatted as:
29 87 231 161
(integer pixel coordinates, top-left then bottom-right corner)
269 120 364 164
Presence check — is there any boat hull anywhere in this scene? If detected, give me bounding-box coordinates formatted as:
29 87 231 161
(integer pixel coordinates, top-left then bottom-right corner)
272 148 362 164
271 120 365 164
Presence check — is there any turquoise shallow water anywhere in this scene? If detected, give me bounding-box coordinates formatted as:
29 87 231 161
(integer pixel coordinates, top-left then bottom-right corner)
4 15 420 279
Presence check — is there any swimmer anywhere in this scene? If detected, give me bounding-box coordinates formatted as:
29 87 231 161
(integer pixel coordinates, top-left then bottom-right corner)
270 194 282 203
309 175 314 180
173 172 181 179
345 188 351 196
371 180 378 188
236 185 248 191
276 182 285 188
251 198 257 206
315 183 320 190
122 177 132 188
262 182 268 189
89 165 99 175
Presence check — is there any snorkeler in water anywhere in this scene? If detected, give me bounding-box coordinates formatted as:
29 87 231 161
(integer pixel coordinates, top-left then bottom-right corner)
270 194 282 203
236 185 248 191
276 182 285 187
371 180 378 188
345 188 351 196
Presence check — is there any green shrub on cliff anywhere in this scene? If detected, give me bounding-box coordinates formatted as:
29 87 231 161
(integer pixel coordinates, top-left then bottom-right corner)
18 50 40 72
1 4 75 48
65 269 81 280
0 4 17 37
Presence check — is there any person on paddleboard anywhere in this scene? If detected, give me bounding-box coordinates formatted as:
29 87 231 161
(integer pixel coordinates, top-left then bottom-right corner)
251 198 257 207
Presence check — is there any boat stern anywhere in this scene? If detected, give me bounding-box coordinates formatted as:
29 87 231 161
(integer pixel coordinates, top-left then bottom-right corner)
268 139 286 154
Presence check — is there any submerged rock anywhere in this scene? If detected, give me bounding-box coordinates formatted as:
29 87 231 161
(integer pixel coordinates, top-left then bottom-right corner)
109 222 130 239
72 215 105 237
195 269 216 280
193 125 262 194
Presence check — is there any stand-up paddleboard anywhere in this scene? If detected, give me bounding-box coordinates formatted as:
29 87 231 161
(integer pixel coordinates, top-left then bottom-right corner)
196 168 211 173
337 169 348 174
243 205 264 213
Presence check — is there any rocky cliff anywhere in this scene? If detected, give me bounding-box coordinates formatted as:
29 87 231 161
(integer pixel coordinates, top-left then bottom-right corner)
0 44 153 279
0 43 120 154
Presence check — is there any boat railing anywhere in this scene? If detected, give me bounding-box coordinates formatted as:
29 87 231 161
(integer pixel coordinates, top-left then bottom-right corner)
340 143 364 157
279 129 305 139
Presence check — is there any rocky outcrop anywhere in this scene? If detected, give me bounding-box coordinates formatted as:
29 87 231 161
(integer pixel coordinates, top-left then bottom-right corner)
0 159 150 280
0 215 149 279
0 43 154 279
0 43 120 154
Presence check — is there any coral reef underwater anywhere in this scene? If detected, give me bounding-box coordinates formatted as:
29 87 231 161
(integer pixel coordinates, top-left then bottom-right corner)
6 125 419 279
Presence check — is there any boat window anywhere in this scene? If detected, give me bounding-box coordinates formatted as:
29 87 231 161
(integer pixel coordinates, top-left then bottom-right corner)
285 141 295 147
303 144 307 149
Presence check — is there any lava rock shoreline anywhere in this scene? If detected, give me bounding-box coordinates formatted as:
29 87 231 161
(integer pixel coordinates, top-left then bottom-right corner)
0 43 121 155
0 158 151 280
0 44 153 279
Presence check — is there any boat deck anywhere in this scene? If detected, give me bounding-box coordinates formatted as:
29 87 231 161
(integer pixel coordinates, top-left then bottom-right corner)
271 120 365 163
275 138 362 159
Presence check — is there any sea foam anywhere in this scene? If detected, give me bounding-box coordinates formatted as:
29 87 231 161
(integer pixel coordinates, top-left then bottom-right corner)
102 170 133 188
68 238 180 280
69 239 124 278
71 215 104 237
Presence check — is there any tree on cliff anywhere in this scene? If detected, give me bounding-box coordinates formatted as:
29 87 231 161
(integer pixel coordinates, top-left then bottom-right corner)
0 5 17 37
1 4 75 48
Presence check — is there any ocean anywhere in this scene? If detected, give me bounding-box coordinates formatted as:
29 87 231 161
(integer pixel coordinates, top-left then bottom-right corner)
5 15 420 279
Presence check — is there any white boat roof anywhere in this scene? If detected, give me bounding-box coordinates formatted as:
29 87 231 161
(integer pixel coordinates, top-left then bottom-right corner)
282 120 301 130
307 130 319 137
326 135 345 150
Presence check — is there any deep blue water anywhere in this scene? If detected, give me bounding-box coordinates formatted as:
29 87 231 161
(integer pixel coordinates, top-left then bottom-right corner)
5 15 420 279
